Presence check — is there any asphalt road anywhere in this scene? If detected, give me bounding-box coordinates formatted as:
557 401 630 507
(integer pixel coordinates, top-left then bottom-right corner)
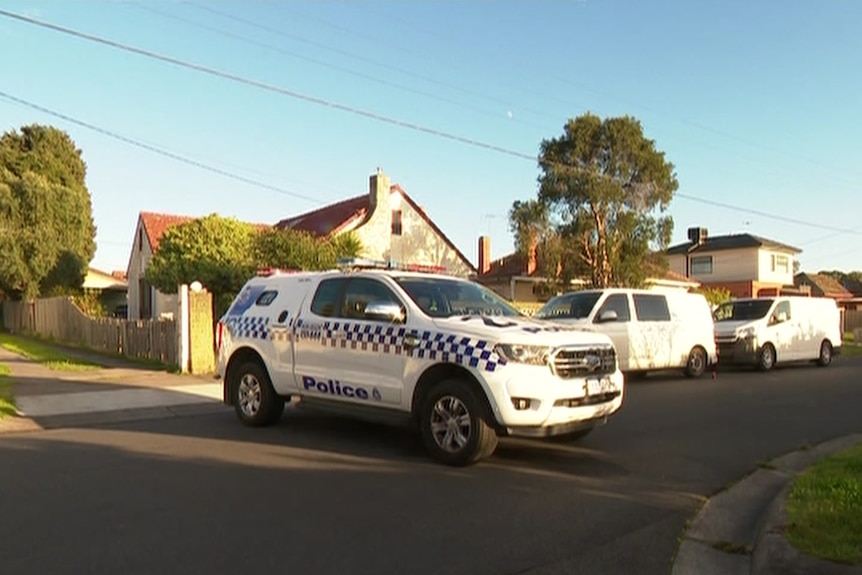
1 359 860 575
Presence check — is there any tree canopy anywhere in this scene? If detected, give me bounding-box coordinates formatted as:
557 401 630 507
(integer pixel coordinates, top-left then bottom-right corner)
145 214 363 315
0 125 96 300
510 113 679 288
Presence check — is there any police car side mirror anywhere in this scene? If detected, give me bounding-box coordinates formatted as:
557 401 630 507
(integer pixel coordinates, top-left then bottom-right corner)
364 301 405 323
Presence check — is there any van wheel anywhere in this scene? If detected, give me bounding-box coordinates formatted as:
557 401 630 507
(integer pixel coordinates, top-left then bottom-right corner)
232 361 284 426
419 379 498 467
816 340 833 367
684 346 707 378
758 343 776 372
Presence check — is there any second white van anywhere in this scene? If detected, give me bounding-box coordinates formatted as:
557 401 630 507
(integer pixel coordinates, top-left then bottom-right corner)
535 289 718 378
713 296 842 371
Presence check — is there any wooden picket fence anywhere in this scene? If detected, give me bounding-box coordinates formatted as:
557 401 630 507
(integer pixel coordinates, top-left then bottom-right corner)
843 309 862 334
2 296 177 366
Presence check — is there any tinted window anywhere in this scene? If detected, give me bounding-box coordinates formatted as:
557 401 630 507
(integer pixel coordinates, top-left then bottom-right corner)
595 293 631 322
310 278 346 317
714 299 774 322
633 294 670 322
395 277 522 318
535 292 602 320
342 278 404 320
770 300 791 324
255 290 278 306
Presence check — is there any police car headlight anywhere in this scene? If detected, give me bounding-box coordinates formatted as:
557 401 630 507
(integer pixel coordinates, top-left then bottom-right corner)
494 344 550 366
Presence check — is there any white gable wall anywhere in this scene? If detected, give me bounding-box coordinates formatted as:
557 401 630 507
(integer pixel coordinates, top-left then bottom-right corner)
351 172 473 277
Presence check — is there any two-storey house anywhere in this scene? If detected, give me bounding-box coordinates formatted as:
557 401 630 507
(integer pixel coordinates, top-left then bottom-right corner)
667 227 801 298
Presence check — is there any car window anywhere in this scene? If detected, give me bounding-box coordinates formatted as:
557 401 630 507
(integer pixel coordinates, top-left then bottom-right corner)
633 293 670 322
595 293 631 322
342 278 404 321
770 300 791 324
310 278 346 317
535 292 602 320
395 276 522 318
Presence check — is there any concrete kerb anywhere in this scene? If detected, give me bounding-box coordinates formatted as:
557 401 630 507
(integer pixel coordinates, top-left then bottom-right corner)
672 434 862 575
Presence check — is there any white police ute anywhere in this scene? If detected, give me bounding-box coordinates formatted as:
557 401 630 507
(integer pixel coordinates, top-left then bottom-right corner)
216 258 625 467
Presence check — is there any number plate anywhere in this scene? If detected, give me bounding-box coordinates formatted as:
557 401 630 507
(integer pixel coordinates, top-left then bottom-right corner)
586 378 614 396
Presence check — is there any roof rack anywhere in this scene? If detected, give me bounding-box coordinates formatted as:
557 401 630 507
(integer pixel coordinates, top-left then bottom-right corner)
336 257 448 274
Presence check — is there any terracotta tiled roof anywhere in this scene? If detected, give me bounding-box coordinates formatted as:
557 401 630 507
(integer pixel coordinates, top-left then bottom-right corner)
668 233 801 255
111 270 127 280
140 212 195 252
480 251 530 280
795 273 853 299
274 184 476 273
274 195 367 236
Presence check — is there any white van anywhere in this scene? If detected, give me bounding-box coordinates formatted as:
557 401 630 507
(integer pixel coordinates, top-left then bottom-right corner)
713 296 842 371
535 289 718 378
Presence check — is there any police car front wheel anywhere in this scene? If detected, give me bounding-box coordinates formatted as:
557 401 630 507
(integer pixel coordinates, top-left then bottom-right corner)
232 362 284 426
419 380 498 467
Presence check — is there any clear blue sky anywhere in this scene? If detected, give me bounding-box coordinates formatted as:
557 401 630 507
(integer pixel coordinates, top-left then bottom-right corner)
1 0 860 275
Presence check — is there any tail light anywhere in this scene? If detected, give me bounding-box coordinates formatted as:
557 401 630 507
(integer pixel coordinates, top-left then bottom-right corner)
216 321 224 353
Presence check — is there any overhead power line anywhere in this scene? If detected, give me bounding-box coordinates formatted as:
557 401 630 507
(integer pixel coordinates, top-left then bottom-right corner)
0 90 324 205
1 9 859 240
675 193 861 235
0 8 535 163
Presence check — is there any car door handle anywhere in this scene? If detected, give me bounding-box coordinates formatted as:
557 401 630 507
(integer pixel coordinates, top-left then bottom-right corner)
403 332 420 349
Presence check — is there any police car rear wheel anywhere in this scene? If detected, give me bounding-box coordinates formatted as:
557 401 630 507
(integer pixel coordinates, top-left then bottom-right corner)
233 362 284 426
419 380 498 467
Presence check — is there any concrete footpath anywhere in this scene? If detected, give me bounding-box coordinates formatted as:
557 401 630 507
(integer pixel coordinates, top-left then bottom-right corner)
0 344 226 433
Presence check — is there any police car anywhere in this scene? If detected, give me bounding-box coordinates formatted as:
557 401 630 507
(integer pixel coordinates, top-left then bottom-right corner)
216 258 625 467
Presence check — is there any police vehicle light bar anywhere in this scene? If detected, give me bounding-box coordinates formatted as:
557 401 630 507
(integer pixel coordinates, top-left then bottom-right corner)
336 257 447 274
257 267 301 277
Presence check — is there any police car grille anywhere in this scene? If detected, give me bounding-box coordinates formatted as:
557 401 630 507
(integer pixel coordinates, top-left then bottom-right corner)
551 346 616 378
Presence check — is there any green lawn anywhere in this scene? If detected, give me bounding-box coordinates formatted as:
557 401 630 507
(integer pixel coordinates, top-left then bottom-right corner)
0 363 16 419
0 333 100 371
785 443 862 565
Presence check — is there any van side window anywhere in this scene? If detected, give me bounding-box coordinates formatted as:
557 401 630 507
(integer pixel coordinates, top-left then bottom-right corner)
633 294 671 322
770 301 791 324
342 278 404 321
595 294 631 322
310 278 347 317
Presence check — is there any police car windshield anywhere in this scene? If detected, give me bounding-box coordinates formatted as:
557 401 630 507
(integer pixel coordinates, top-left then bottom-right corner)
394 277 523 318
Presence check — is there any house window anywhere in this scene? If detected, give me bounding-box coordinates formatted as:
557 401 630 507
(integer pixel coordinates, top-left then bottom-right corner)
391 210 402 236
771 254 789 273
690 255 713 275
138 228 143 252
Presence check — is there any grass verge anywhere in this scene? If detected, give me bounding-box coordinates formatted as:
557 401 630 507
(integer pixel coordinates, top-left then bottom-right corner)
785 443 862 565
0 332 100 371
0 363 16 419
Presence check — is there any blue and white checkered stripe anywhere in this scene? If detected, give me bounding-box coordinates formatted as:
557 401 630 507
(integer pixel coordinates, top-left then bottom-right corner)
226 315 271 340
298 320 507 373
411 331 507 372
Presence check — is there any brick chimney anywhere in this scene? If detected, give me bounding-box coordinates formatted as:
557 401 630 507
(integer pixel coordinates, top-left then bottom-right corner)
368 166 391 215
526 238 538 276
478 236 491 275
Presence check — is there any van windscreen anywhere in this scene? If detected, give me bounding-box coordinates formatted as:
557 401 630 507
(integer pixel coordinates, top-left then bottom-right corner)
714 299 774 322
536 292 602 320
